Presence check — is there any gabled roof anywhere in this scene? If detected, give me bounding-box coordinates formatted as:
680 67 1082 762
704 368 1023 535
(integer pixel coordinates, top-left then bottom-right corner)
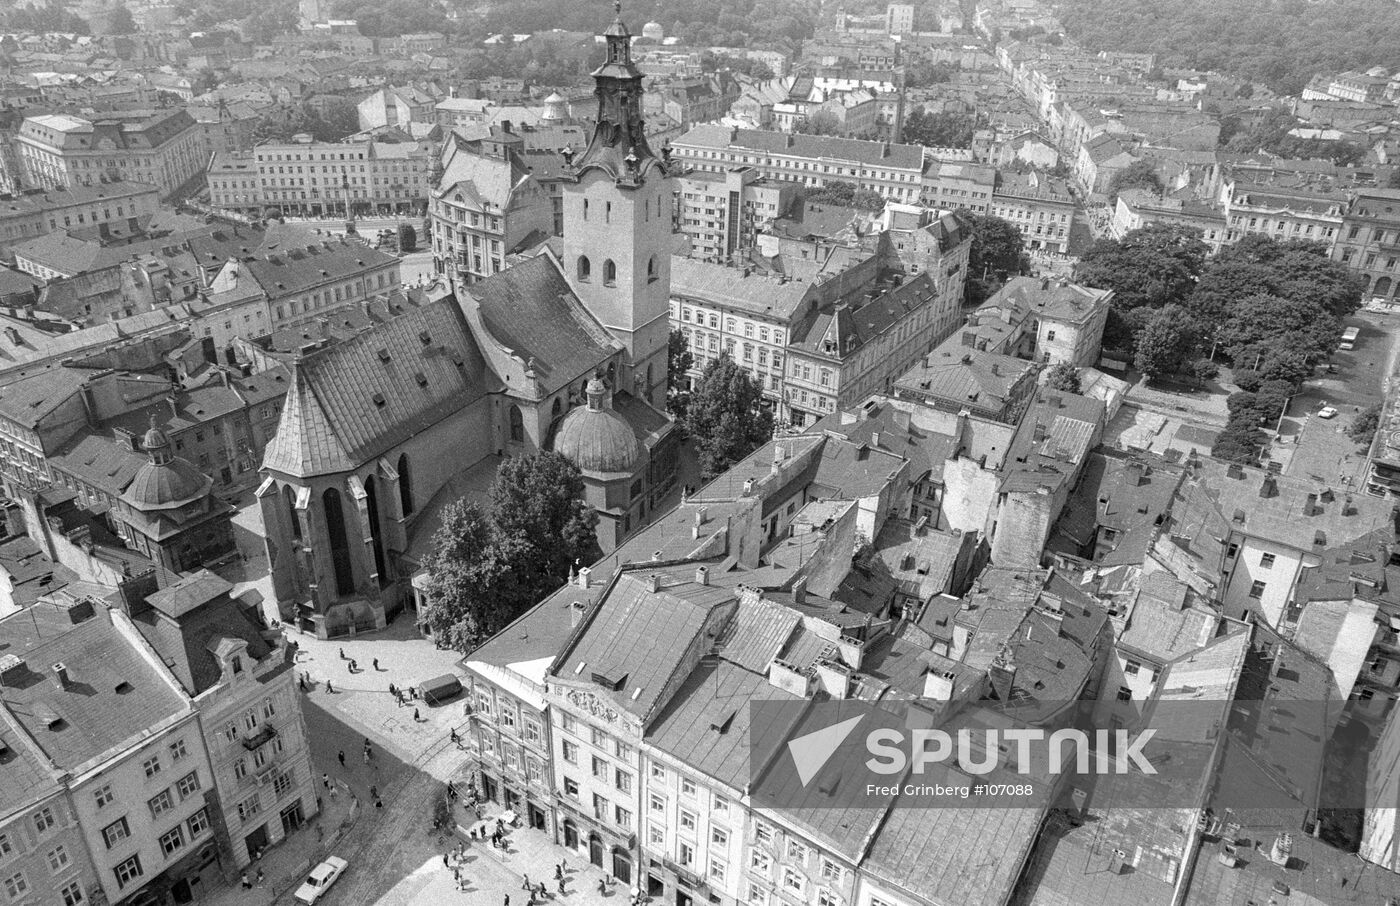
457 253 617 397
133 570 275 695
262 298 488 478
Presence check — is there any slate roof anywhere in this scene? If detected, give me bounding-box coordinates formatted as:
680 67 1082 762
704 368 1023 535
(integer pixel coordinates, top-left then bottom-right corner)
645 659 800 790
262 298 488 478
675 123 928 171
229 240 398 300
790 274 941 360
895 344 1036 419
1050 451 1184 564
134 570 275 695
810 400 957 485
1118 572 1218 663
458 254 617 396
669 256 816 320
0 610 188 772
554 566 737 721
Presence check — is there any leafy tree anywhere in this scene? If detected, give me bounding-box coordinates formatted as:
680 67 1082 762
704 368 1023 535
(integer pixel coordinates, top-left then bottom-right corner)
903 108 976 148
795 110 844 137
905 61 956 88
667 328 694 422
1191 235 1363 330
1073 223 1208 312
107 4 136 34
700 51 773 81
1191 359 1219 384
1214 292 1339 365
957 212 1029 305
1108 159 1162 198
397 223 416 252
422 500 513 651
1349 403 1381 446
1044 363 1082 394
1133 305 1195 382
490 451 599 596
1211 419 1263 465
805 181 883 211
685 353 774 479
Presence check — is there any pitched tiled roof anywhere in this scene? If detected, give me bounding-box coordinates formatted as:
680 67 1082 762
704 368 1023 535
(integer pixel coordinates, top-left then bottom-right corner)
458 254 617 396
134 570 274 695
669 256 816 320
0 612 188 771
262 298 488 478
234 240 398 300
675 123 927 171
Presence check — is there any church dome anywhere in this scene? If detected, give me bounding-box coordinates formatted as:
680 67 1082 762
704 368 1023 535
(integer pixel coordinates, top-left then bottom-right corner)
124 458 212 511
123 416 212 510
642 21 664 41
552 379 642 475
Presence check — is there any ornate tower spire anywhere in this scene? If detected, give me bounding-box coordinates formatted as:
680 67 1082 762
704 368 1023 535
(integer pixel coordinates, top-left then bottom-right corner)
569 0 667 186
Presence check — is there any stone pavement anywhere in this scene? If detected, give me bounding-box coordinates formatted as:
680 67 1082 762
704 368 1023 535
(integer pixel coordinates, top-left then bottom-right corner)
199 778 358 906
373 804 636 906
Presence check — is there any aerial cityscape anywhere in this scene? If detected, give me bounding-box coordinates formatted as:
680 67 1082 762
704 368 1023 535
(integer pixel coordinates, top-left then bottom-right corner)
0 0 1399 903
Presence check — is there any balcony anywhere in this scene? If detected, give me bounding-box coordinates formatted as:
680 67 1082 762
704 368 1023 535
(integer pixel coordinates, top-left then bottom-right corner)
242 723 278 751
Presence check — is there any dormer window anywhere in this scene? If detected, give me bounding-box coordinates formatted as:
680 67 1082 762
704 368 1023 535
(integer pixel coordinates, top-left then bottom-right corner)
231 655 243 675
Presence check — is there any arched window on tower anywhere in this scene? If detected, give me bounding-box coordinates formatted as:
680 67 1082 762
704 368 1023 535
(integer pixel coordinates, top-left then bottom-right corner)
647 256 657 283
577 256 591 282
603 259 617 286
509 405 525 443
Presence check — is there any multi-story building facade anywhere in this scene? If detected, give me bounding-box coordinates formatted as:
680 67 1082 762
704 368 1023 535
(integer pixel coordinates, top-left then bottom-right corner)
16 110 204 200
784 272 954 426
1 601 222 906
0 181 160 253
206 138 434 218
1218 177 1344 247
922 160 996 214
676 167 801 260
671 125 929 205
207 238 401 333
1332 187 1400 302
0 711 102 906
430 127 557 286
127 571 317 870
990 170 1075 254
1111 188 1228 254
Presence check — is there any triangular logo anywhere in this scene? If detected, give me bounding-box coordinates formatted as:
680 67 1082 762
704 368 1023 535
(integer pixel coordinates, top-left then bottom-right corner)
788 715 863 787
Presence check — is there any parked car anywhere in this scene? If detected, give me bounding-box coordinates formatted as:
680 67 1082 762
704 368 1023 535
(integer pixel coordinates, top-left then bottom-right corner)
1317 406 1338 419
420 673 463 706
295 856 348 904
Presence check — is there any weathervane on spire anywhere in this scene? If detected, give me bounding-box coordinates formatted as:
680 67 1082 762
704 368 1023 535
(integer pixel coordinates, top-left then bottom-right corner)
614 0 622 17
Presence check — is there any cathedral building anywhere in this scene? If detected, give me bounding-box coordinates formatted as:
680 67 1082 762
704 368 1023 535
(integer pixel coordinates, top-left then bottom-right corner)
257 5 679 639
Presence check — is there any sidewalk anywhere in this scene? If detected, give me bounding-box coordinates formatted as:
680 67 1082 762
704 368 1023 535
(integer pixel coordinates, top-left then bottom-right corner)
374 803 641 906
200 779 359 906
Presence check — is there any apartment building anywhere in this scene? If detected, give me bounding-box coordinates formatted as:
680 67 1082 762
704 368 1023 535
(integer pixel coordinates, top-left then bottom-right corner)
671 125 929 205
123 571 317 869
989 170 1075 254
0 181 159 252
1111 189 1228 254
430 126 557 286
961 276 1112 367
207 137 433 218
1332 187 1400 301
784 272 954 426
676 167 801 260
1218 176 1344 247
0 601 220 905
207 238 401 332
16 110 204 200
922 160 996 214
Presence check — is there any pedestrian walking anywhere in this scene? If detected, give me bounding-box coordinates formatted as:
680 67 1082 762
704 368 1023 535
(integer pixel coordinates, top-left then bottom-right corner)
363 749 370 765
370 785 379 800
558 877 566 895
389 682 398 698
348 659 357 673
325 679 334 694
329 783 338 799
373 658 380 670
240 873 252 890
337 750 345 768
555 864 563 881
444 853 450 868
376 797 383 810
322 772 330 789
523 874 531 891
505 896 511 906
538 883 547 899
414 707 421 722
256 868 265 885
598 879 607 896
339 647 346 660
451 728 459 744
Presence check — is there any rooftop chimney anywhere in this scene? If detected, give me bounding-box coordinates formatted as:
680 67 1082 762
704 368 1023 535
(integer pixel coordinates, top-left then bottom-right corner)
648 573 662 593
696 565 709 586
742 478 755 495
52 662 70 691
792 576 807 605
0 655 25 688
1260 475 1278 499
576 566 591 589
570 600 586 627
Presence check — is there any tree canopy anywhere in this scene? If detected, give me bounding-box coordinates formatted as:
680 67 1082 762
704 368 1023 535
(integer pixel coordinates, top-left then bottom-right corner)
667 328 695 422
957 212 1029 306
685 354 774 479
1133 305 1196 382
422 452 598 651
1056 0 1400 95
1044 363 1083 395
1074 223 1209 312
903 109 976 149
1107 159 1162 199
805 180 886 211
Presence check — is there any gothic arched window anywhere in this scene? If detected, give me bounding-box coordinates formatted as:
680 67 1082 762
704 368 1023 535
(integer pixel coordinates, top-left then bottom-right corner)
509 405 525 443
647 256 657 283
577 256 591 282
603 259 617 286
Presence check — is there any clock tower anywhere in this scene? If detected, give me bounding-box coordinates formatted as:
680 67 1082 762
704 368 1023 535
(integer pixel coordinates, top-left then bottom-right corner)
560 2 674 408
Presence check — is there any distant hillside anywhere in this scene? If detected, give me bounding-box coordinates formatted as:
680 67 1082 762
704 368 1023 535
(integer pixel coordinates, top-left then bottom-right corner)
1053 0 1400 95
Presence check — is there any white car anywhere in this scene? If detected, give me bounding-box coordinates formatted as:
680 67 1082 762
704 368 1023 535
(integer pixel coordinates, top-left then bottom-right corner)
295 856 348 904
1317 406 1338 419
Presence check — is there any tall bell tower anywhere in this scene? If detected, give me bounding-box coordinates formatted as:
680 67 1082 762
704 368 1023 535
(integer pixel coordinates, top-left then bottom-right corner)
560 1 673 408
